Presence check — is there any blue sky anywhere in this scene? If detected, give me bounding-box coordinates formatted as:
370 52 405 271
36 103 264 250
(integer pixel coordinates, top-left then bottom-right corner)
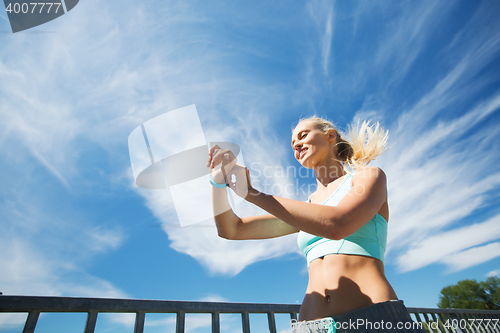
1 0 500 332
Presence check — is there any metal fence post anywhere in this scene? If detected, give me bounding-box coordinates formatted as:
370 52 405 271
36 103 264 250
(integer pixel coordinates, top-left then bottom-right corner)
212 311 220 333
241 311 250 333
22 311 40 333
84 311 98 333
134 311 146 333
267 311 277 333
176 311 185 333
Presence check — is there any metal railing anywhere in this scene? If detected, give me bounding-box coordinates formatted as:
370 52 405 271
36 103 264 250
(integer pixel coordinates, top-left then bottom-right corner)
1 295 500 332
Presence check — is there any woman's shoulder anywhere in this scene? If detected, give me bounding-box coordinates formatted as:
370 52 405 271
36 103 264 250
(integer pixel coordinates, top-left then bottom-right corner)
352 166 387 187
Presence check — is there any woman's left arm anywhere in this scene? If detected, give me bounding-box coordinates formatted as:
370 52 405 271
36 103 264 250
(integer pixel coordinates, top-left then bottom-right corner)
234 166 387 240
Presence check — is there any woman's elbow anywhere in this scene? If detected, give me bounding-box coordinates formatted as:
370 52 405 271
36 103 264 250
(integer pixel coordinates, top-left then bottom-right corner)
217 228 236 240
215 223 240 240
327 230 344 241
325 219 347 240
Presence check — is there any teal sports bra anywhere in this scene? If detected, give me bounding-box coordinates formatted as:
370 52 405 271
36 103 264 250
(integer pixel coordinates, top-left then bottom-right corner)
297 173 387 266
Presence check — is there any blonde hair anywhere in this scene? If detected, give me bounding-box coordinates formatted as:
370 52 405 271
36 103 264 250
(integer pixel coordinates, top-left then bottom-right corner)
295 116 389 173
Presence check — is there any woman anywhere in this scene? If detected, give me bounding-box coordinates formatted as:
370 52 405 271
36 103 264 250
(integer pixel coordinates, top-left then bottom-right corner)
207 117 425 333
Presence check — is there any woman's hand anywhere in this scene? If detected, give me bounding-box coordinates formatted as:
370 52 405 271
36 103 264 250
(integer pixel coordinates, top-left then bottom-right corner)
227 164 253 199
207 145 237 184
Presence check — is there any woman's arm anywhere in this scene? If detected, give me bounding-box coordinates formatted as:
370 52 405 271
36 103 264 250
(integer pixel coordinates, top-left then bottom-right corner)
211 176 299 240
209 146 299 240
237 166 387 240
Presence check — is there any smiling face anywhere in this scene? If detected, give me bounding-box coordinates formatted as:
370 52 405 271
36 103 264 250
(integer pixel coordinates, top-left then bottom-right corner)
291 120 337 168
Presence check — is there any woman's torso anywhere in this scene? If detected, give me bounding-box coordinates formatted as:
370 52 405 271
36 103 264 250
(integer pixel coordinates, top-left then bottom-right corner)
298 173 398 321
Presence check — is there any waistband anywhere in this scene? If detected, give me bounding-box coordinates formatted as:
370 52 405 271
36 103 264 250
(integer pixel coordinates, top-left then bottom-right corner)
333 300 407 322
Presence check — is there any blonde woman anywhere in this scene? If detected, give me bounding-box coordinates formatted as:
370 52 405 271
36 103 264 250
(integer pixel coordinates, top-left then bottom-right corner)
207 117 425 333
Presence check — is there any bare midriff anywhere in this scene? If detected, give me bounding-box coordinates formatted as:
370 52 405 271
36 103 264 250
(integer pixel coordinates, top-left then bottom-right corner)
299 254 398 321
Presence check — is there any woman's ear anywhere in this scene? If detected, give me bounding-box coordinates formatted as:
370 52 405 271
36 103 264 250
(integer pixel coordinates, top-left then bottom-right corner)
327 129 337 143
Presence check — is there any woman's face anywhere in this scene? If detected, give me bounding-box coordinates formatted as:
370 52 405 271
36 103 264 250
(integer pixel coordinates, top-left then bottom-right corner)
291 121 336 168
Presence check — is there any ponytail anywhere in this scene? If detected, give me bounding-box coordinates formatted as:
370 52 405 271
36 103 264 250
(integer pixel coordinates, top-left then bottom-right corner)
296 117 389 173
341 120 389 172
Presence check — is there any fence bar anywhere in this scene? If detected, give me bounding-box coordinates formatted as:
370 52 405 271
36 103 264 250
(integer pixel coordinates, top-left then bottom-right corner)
22 310 39 333
212 312 220 333
482 315 492 333
412 312 425 331
461 312 478 333
421 313 434 332
84 311 98 333
437 313 451 333
487 314 499 333
2 296 500 333
134 311 145 333
458 312 469 332
241 311 250 333
429 313 442 333
268 311 276 333
176 311 185 333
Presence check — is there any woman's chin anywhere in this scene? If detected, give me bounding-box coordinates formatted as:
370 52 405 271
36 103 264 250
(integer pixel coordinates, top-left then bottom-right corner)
299 158 314 169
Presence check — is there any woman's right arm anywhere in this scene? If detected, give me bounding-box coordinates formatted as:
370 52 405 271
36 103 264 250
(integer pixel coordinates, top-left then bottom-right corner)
209 145 299 240
213 186 299 240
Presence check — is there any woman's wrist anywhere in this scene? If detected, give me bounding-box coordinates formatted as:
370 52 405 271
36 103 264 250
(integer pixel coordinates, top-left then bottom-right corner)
210 174 228 188
210 176 228 188
210 172 226 185
244 187 263 202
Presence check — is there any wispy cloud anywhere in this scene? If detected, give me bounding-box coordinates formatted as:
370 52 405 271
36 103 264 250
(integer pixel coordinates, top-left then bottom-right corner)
371 0 500 273
2 4 500 325
306 0 335 77
440 242 500 274
127 0 500 277
371 1 446 87
0 207 127 326
394 216 500 272
321 9 334 76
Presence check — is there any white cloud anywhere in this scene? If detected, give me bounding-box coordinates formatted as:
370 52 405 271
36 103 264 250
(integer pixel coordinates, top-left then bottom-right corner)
124 83 310 274
321 9 334 76
137 175 300 276
167 226 299 276
198 294 230 303
1 1 500 316
380 90 500 272
0 215 127 296
394 216 500 272
440 242 500 273
331 0 500 275
1 0 307 294
487 269 500 278
0 233 128 327
373 14 500 272
123 0 500 277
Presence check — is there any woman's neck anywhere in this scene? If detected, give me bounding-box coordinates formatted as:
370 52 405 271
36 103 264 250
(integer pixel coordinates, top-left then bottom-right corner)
313 159 345 188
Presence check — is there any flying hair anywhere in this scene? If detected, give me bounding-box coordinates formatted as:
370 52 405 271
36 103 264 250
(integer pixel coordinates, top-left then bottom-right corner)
295 116 389 173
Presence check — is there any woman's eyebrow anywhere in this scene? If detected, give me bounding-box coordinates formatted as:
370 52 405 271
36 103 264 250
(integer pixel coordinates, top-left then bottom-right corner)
291 130 306 146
